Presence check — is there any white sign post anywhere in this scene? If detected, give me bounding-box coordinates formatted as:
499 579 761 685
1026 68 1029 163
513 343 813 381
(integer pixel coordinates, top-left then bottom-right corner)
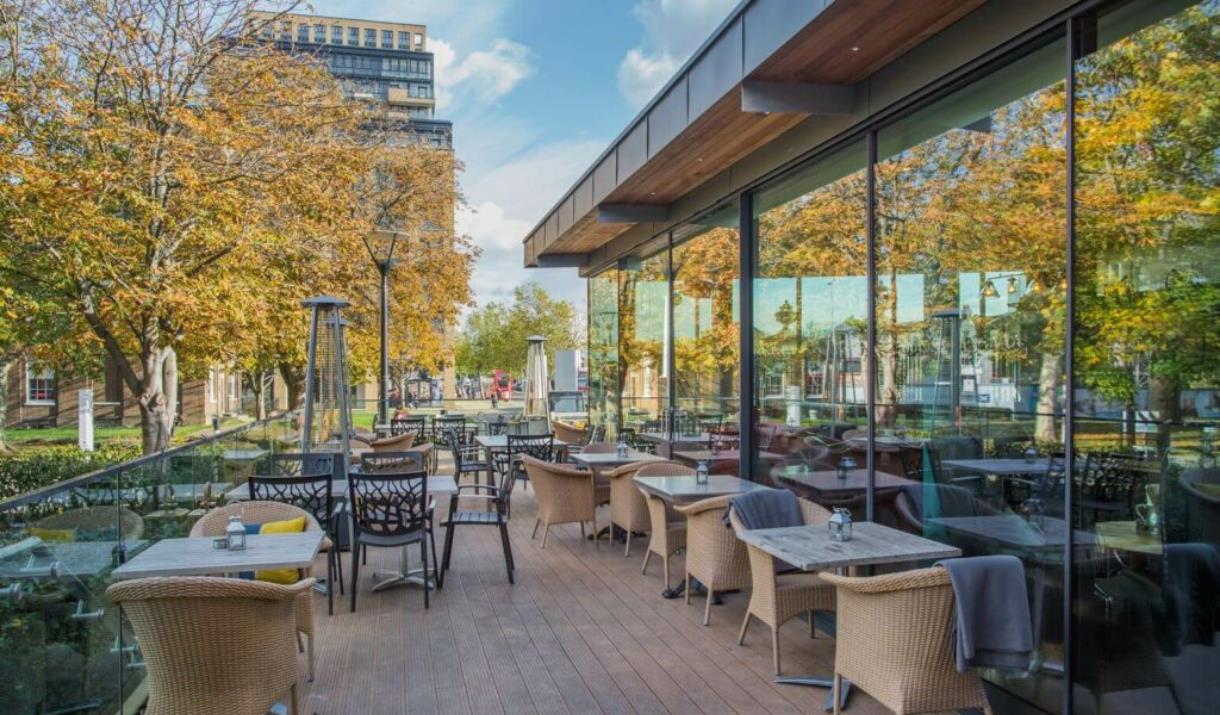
78 389 94 452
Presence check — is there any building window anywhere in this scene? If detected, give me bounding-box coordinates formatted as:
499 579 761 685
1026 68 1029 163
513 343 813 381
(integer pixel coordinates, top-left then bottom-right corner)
313 24 324 43
26 364 55 405
348 27 359 45
297 24 308 43
364 28 375 47
382 29 393 48
398 31 411 49
331 25 342 43
414 32 424 49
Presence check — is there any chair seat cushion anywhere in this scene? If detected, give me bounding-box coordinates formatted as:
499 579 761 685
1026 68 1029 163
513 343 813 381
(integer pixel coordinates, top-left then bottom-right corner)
257 517 307 584
357 529 426 547
446 510 503 525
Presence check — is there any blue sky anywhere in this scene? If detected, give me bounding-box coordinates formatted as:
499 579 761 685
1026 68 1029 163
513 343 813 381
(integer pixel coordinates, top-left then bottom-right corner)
309 0 741 323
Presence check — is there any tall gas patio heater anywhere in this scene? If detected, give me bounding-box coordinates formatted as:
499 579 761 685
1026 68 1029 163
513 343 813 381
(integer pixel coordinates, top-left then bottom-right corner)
300 296 353 465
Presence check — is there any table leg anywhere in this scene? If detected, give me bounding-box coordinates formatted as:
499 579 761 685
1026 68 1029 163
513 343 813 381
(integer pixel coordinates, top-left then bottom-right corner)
371 538 436 592
774 676 852 711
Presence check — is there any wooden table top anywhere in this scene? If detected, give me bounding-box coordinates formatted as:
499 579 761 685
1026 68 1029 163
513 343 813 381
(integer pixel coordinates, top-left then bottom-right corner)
112 531 324 580
775 468 914 494
930 515 1093 550
941 458 1051 476
475 434 571 450
737 521 960 572
633 474 771 503
570 450 666 468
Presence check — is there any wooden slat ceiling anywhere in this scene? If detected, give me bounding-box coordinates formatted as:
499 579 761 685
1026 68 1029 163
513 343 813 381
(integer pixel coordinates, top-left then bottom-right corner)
536 0 984 259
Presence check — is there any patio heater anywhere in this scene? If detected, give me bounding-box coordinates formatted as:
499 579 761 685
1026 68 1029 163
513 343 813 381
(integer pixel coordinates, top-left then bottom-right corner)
524 335 550 420
300 296 353 462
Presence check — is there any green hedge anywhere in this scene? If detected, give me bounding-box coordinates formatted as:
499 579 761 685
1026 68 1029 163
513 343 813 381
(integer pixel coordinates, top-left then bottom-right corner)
0 445 143 501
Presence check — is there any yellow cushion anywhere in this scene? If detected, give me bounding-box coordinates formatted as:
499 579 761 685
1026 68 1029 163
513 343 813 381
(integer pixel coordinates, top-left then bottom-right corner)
256 517 307 584
29 527 75 543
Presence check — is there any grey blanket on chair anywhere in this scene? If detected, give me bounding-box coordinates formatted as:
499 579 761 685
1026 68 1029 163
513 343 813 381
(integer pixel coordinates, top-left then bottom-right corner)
936 554 1033 673
729 489 802 572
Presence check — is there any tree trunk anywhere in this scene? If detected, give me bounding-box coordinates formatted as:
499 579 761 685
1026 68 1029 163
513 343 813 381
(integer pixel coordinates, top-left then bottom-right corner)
1149 375 1180 460
876 273 900 428
0 356 11 452
137 347 178 454
279 362 305 410
1034 349 1060 444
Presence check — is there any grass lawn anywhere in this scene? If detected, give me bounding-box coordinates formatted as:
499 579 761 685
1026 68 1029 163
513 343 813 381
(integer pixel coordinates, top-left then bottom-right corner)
2 416 250 452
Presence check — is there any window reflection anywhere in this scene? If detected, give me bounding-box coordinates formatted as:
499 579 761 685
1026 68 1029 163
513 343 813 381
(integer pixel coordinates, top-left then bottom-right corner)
588 271 620 439
619 249 669 434
672 203 741 461
1072 2 1219 712
752 141 869 486
871 35 1068 711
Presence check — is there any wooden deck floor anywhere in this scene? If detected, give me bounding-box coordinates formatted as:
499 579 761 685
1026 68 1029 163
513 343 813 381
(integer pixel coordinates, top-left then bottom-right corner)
300 478 893 715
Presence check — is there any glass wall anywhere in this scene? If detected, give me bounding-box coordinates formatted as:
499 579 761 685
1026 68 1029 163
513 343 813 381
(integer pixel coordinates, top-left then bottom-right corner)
588 270 620 438
752 142 869 486
672 202 741 442
618 245 670 432
871 33 1069 711
1071 2 1219 712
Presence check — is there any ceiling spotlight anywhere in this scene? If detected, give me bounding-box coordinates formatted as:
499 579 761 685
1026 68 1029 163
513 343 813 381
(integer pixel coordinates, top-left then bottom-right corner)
851 46 860 52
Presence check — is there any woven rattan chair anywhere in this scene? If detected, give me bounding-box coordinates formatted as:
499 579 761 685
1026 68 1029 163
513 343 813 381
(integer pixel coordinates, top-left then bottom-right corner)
522 455 599 548
368 431 416 453
636 462 692 591
552 421 588 447
729 497 836 674
190 501 324 681
819 568 993 715
676 494 751 625
605 462 651 556
107 576 313 715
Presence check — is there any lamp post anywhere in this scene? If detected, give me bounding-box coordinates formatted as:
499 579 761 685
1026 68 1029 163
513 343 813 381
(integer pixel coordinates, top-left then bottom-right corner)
363 229 403 425
363 221 442 425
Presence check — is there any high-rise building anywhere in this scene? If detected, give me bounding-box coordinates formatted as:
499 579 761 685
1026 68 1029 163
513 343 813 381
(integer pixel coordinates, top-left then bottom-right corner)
249 11 452 148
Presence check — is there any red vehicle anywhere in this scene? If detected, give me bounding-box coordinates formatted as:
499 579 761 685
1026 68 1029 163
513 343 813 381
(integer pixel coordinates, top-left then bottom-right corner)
491 370 515 401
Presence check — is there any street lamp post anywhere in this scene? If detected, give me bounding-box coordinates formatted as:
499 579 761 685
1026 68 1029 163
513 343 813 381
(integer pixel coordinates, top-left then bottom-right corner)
364 222 444 425
364 229 406 425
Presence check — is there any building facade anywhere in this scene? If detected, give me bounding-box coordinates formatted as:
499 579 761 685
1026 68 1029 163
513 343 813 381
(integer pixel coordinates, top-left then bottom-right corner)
523 1 1218 713
249 11 453 148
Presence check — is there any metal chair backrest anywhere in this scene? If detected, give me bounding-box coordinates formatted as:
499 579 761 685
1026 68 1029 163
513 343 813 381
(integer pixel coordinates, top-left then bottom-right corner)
349 453 429 540
432 415 467 445
390 415 427 440
508 433 554 463
447 426 481 468
248 452 340 530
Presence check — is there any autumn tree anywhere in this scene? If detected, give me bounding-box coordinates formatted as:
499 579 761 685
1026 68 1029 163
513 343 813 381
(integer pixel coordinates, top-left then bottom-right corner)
0 0 447 452
455 282 580 378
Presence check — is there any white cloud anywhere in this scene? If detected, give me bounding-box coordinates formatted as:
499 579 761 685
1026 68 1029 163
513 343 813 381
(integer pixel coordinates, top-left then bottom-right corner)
432 37 536 111
457 201 531 253
617 0 738 108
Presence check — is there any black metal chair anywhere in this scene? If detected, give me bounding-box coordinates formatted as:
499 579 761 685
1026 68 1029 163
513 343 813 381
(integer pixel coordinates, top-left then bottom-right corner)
1074 451 1146 530
496 433 555 494
441 447 518 585
447 426 489 486
348 453 435 611
390 415 427 442
249 452 343 614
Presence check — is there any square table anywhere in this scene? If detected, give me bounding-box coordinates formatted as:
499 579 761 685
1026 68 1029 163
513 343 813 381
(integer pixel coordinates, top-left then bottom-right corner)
637 431 712 444
737 521 961 710
941 458 1051 476
671 449 784 465
112 531 324 580
569 449 665 470
775 468 914 496
475 434 571 451
633 473 770 504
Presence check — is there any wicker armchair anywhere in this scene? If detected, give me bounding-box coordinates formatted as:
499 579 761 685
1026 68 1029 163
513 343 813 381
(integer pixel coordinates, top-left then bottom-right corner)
522 455 599 548
368 431 416 453
605 462 651 556
819 568 992 715
107 576 313 715
729 497 836 674
552 421 588 447
635 462 692 591
190 501 325 681
676 494 751 625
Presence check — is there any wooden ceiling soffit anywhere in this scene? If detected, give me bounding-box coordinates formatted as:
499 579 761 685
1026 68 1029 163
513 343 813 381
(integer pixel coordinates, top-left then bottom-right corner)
543 211 632 254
